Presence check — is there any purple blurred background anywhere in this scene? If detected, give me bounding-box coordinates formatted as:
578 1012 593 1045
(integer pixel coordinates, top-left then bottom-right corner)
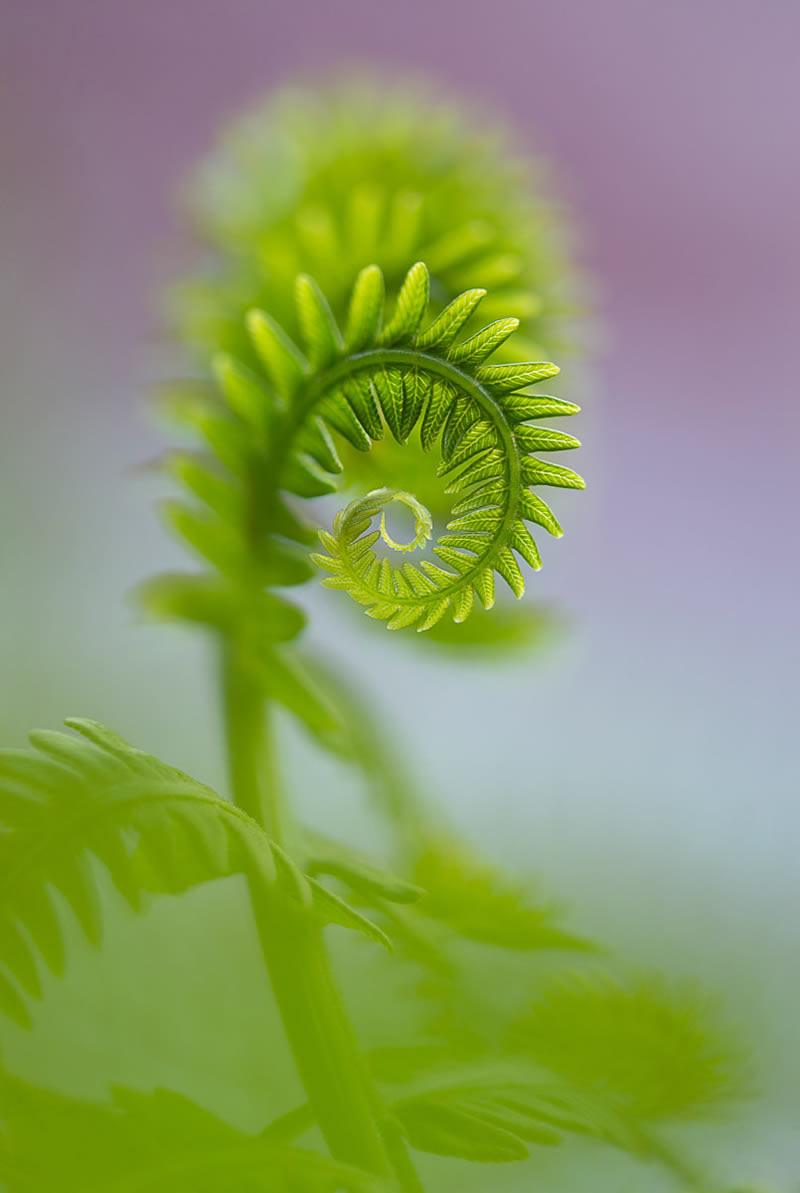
1 0 798 1177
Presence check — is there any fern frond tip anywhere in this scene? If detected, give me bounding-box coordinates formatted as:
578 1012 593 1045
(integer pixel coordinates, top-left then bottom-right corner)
166 261 583 635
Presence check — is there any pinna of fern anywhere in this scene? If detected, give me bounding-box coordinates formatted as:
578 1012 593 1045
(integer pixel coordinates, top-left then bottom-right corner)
0 1070 393 1192
145 260 583 647
0 718 400 1031
0 713 749 1180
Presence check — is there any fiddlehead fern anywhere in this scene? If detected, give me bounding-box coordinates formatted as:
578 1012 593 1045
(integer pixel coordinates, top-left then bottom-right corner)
307 264 582 629
149 260 582 640
0 70 756 1193
171 74 584 657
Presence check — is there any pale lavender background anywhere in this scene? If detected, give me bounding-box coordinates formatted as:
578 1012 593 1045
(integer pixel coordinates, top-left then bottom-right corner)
1 0 799 1180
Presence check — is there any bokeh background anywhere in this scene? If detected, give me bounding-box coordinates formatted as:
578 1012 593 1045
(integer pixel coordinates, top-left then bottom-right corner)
1 0 798 1187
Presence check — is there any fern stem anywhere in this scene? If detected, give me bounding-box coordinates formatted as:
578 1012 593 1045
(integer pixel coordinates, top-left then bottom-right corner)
383 1120 427 1193
221 644 288 843
252 905 394 1178
221 643 417 1187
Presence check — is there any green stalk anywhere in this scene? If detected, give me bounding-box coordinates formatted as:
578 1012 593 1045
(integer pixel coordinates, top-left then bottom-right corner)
221 645 287 840
221 639 417 1187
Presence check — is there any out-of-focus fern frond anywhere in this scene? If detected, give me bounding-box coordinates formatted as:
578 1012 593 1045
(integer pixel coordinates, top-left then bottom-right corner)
0 720 390 1028
410 840 595 953
387 1061 642 1165
409 598 565 653
304 830 424 907
0 1072 390 1192
508 971 749 1123
172 73 578 369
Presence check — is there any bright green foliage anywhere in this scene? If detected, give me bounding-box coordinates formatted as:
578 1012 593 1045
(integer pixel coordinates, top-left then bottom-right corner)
508 972 748 1123
0 75 757 1193
169 78 580 638
408 842 594 953
144 261 583 642
393 1079 561 1163
303 259 581 628
172 74 576 367
291 651 747 1185
0 720 391 1029
0 1072 391 1192
389 1063 643 1164
305 831 425 906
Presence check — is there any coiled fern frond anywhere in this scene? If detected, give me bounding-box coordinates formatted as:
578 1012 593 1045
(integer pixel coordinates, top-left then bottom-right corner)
149 261 582 639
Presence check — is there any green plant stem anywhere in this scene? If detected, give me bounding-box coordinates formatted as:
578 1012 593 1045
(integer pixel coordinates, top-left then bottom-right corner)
221 640 417 1188
222 646 287 841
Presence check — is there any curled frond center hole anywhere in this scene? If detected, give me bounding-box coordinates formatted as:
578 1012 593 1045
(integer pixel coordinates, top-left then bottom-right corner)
372 489 433 553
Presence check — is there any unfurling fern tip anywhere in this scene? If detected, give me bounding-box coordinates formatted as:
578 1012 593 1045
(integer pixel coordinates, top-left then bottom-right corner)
159 260 583 638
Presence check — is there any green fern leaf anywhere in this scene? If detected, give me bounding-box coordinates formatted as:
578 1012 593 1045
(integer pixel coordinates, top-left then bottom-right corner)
280 452 340 498
508 972 748 1123
509 522 543 569
519 490 564 537
161 500 243 577
398 368 430 440
246 309 307 401
168 453 241 522
294 414 344 474
520 457 585 489
501 392 581 421
0 1072 391 1192
411 842 594 954
254 649 351 755
212 352 276 432
393 1096 530 1163
344 264 385 352
471 569 495 610
308 880 392 951
318 392 372 452
0 721 388 1026
514 425 582 452
371 367 406 442
494 547 526 597
390 1063 647 1163
296 273 342 369
341 375 384 441
414 288 487 351
305 833 424 905
447 317 520 366
476 361 560 394
419 379 457 451
378 260 429 345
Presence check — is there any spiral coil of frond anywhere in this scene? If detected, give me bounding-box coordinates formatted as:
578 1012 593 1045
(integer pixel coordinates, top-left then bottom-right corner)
152 261 582 637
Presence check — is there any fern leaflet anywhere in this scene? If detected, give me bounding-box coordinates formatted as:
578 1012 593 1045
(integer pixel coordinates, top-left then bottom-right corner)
0 1073 390 1192
0 720 389 1027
